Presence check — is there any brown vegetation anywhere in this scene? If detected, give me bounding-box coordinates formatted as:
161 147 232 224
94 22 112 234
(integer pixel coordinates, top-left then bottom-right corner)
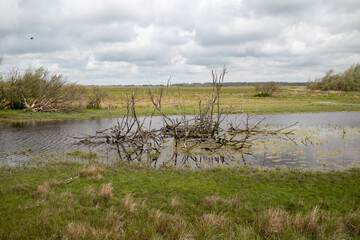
98 183 113 200
78 165 104 178
35 182 51 197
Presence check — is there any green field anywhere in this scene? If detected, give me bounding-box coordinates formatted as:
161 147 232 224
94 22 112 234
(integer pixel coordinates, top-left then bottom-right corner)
0 159 359 239
1 86 359 121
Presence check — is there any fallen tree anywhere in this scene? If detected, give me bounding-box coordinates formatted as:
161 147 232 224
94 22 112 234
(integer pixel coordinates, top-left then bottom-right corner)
76 67 297 165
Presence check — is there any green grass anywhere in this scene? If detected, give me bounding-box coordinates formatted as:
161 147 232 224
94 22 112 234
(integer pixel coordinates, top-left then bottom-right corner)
1 86 359 121
1 158 359 239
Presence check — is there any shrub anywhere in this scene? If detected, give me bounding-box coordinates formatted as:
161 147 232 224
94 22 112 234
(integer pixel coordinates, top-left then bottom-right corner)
254 81 279 97
2 67 87 111
87 87 108 109
307 63 360 91
0 80 7 109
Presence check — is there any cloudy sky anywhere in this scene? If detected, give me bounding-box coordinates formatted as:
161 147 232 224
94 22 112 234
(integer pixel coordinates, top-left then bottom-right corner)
0 0 359 85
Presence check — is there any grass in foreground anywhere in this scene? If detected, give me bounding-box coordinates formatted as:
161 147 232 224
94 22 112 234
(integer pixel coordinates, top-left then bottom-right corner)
0 86 359 121
0 159 359 239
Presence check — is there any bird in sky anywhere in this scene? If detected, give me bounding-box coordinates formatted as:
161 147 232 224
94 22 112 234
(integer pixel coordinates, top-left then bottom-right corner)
30 37 34 40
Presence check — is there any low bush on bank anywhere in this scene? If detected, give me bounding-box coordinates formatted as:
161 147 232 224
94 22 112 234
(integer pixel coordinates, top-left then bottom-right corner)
0 67 108 112
307 63 360 91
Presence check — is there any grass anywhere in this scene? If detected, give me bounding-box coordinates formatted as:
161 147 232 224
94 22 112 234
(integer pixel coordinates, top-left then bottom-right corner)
0 159 359 239
1 86 359 121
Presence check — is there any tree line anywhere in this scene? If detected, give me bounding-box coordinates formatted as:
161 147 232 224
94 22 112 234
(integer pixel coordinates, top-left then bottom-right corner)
0 65 107 112
307 63 360 91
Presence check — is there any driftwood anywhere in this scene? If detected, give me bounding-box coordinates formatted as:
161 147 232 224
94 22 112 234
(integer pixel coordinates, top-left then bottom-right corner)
75 93 161 162
75 67 297 165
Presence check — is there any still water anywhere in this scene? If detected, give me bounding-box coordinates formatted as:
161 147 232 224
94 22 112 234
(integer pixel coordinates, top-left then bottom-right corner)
0 112 359 169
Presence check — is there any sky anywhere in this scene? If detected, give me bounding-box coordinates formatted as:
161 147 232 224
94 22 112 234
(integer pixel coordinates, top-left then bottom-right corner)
0 0 359 85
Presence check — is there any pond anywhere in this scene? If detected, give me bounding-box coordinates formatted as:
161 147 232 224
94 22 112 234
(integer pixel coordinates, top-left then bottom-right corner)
0 112 359 170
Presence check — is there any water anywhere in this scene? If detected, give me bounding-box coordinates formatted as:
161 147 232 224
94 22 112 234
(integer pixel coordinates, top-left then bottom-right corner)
0 112 359 169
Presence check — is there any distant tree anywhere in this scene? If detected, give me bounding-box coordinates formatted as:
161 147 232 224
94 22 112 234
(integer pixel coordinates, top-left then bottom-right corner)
87 86 108 109
254 81 279 97
307 64 360 91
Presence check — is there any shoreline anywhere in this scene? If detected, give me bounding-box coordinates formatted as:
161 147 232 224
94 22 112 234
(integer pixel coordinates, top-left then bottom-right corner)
1 108 360 123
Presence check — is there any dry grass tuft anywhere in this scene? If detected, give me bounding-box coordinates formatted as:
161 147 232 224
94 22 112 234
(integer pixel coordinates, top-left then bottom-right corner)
153 210 171 234
202 213 228 227
78 165 105 178
256 208 289 236
292 206 325 235
339 210 360 235
83 186 96 199
37 208 52 228
204 195 222 205
293 213 306 232
65 221 89 239
170 197 181 208
80 186 97 207
64 218 126 240
122 194 139 213
36 182 51 197
103 207 126 237
59 191 73 199
171 214 190 238
98 183 113 200
228 196 242 207
12 183 30 193
307 206 320 233
151 210 188 237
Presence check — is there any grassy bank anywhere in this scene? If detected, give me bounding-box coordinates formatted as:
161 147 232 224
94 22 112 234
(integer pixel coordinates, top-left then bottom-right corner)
1 160 359 239
1 86 359 121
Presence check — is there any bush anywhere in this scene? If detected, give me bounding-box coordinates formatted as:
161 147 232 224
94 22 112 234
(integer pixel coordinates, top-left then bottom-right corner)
254 82 279 97
87 87 108 109
3 67 87 111
307 63 360 91
0 80 7 109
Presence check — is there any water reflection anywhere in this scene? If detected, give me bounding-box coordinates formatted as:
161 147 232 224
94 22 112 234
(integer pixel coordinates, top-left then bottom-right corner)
1 112 359 169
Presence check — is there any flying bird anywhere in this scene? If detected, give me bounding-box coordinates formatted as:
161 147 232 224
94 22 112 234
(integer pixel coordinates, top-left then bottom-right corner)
30 37 34 40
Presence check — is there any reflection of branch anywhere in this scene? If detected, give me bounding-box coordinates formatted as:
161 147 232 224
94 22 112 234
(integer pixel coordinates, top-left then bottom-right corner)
229 114 298 136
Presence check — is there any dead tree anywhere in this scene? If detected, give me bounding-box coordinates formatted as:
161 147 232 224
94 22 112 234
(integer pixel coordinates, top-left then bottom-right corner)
75 92 161 162
76 67 297 166
149 67 231 147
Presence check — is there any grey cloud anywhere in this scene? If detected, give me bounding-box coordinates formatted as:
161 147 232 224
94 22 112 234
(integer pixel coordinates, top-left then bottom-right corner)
243 0 315 16
77 23 137 44
1 0 359 85
0 34 68 54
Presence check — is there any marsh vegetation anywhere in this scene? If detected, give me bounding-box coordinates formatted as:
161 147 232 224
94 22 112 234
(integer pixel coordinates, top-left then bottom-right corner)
0 162 359 239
